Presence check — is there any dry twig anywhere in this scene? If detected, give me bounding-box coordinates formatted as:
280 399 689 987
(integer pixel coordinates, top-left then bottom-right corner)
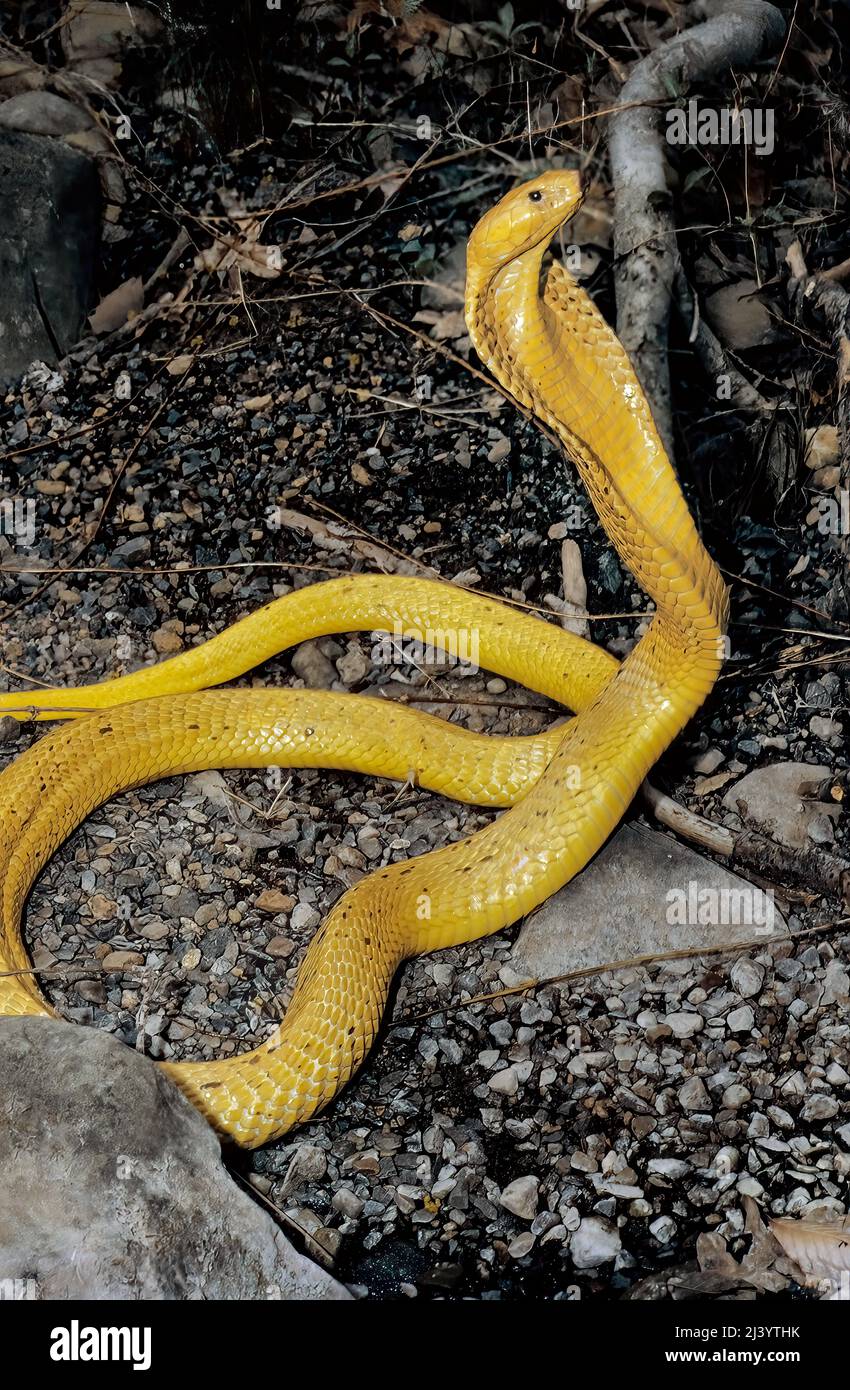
786 239 850 617
608 0 786 454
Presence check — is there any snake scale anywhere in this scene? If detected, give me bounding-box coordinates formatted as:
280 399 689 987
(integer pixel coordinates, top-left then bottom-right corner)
0 171 727 1147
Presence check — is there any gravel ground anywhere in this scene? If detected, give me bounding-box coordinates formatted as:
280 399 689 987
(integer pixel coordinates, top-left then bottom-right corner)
2 309 847 1298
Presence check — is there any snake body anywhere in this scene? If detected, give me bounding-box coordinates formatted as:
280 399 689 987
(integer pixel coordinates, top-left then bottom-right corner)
0 171 727 1146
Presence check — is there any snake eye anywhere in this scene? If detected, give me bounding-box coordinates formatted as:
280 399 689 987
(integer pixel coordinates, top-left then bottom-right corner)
528 190 543 202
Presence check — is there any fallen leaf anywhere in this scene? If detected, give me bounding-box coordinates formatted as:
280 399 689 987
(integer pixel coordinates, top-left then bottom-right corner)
771 1217 850 1297
0 55 46 99
349 1 474 58
805 424 839 470
420 239 466 310
166 354 194 376
704 279 772 350
64 126 114 155
696 1195 796 1295
693 770 737 796
195 215 282 280
269 506 431 577
413 306 469 344
551 75 584 126
88 275 143 334
376 173 405 203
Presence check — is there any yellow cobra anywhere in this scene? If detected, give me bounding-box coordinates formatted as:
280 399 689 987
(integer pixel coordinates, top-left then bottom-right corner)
0 171 727 1146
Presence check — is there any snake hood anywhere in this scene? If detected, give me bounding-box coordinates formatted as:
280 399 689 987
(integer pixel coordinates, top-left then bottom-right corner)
466 169 585 273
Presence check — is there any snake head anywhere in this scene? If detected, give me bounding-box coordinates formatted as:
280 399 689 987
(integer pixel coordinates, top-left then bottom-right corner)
467 170 585 271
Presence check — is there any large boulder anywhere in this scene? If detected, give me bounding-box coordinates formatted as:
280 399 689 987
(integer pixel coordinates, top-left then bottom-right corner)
0 1017 350 1300
512 823 787 980
0 90 95 136
0 130 100 389
721 762 839 849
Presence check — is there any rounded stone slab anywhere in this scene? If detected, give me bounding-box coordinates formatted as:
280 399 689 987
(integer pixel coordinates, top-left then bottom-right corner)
721 762 839 850
511 823 787 980
0 130 100 388
0 1017 350 1300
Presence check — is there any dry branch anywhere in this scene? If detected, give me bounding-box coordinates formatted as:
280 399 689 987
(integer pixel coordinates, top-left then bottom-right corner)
608 0 786 455
673 269 770 415
786 240 850 618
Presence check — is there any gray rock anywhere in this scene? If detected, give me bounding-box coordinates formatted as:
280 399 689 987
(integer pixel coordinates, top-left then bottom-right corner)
822 958 850 1005
801 1094 839 1122
291 639 337 689
511 825 787 980
809 715 842 741
0 131 100 387
570 1215 622 1268
280 1143 328 1196
162 887 200 920
291 902 320 932
649 1215 677 1243
808 814 838 845
508 1231 535 1259
721 762 839 850
679 1076 711 1111
647 1158 690 1180
665 1011 703 1038
0 91 94 136
332 1188 364 1220
499 1174 539 1220
730 957 764 999
727 1005 755 1033
489 1065 519 1096
693 747 725 775
722 1084 751 1110
0 1018 350 1300
336 641 370 686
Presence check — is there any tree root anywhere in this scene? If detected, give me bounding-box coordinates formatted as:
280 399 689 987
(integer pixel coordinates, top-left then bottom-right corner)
608 0 786 456
786 240 850 618
643 780 850 909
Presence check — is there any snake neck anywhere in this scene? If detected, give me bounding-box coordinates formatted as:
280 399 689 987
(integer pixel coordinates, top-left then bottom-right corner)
465 241 728 699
